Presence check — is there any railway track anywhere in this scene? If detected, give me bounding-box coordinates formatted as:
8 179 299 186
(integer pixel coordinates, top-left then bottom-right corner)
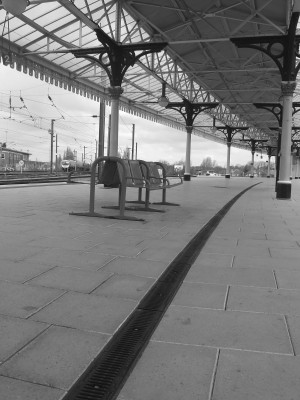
0 172 91 185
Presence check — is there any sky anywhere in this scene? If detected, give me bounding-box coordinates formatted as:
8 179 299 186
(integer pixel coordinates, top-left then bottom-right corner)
0 64 252 167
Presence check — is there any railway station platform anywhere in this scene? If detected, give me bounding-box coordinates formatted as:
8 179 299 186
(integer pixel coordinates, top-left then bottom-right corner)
0 176 300 399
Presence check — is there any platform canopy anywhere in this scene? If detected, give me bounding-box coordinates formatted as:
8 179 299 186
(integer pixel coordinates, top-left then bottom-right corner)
0 0 299 151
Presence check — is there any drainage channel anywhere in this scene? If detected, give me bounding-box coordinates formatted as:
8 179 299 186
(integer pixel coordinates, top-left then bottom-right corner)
63 182 261 400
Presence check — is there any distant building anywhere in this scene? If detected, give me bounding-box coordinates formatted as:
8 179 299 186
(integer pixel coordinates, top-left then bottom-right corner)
0 143 47 171
0 143 31 171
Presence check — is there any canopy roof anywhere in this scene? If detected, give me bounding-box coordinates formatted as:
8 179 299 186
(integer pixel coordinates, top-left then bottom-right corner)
0 0 299 151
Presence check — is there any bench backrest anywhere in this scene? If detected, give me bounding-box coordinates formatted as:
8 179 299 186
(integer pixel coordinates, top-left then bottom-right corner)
128 160 145 187
111 159 145 188
98 159 167 190
146 162 164 187
116 159 134 187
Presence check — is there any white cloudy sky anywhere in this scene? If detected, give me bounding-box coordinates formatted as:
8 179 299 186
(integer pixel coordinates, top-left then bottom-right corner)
0 64 252 166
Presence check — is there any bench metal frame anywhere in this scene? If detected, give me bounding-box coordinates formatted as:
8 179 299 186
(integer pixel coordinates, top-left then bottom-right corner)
70 156 183 221
70 156 144 221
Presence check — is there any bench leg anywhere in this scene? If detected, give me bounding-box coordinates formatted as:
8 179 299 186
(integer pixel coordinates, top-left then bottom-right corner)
151 188 180 206
126 187 146 204
129 188 165 212
103 187 165 213
70 162 145 221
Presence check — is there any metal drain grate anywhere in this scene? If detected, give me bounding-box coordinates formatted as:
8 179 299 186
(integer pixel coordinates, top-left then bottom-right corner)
63 182 261 400
65 308 163 400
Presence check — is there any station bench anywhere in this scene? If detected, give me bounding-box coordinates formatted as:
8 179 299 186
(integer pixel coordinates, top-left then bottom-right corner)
70 156 183 221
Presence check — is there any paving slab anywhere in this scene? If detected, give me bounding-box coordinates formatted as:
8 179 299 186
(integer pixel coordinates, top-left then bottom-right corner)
227 285 300 316
0 243 45 262
29 291 137 333
226 231 267 240
233 255 299 270
237 238 300 249
116 341 217 400
265 231 296 240
202 236 238 247
205 244 271 257
270 247 300 260
0 281 64 318
191 252 234 268
0 260 54 283
212 349 300 400
24 248 117 270
285 316 300 355
186 265 276 288
0 315 48 362
101 256 168 278
136 243 189 262
0 325 109 390
1 178 300 400
91 273 155 300
274 269 300 289
171 281 227 309
0 376 65 400
27 236 103 251
152 306 293 354
26 265 113 293
82 242 145 257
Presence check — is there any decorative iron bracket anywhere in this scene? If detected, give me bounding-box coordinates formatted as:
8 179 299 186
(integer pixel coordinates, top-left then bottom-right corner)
240 138 268 153
254 102 300 127
72 28 167 87
166 100 218 128
292 128 300 140
263 145 278 157
231 13 300 81
213 121 249 143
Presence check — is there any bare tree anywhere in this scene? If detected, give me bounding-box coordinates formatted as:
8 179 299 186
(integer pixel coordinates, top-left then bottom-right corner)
63 147 75 160
200 156 217 170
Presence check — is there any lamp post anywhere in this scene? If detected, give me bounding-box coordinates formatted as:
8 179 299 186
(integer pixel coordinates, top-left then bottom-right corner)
48 119 55 174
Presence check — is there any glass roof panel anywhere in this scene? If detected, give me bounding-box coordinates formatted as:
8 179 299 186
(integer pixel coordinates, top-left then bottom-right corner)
0 0 295 146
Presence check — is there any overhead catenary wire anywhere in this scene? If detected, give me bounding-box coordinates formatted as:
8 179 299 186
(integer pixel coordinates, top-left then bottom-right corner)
0 92 105 161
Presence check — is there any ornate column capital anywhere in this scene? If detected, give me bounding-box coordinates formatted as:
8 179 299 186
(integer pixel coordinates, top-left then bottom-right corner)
108 86 124 99
186 126 193 134
281 81 297 96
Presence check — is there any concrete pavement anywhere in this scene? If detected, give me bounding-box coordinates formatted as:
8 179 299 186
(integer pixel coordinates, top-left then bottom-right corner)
0 177 299 399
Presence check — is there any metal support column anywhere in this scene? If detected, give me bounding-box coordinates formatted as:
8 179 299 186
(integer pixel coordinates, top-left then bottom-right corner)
250 148 255 178
158 93 218 182
240 138 268 178
296 149 300 179
225 141 231 179
231 12 300 199
184 126 192 181
267 155 271 178
108 86 123 156
277 82 296 198
213 123 249 179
